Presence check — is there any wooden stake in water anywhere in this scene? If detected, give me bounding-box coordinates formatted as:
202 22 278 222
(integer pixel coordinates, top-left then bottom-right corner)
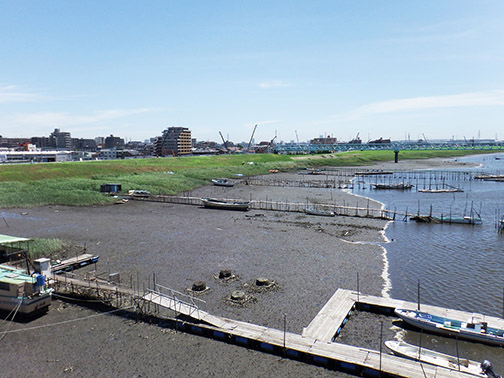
379 321 383 375
356 272 360 308
283 313 287 349
456 335 460 371
417 280 421 311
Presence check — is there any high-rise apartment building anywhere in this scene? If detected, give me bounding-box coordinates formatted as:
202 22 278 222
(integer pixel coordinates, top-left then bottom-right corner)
155 127 192 156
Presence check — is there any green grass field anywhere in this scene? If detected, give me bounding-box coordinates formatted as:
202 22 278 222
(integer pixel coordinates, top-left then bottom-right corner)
0 149 498 208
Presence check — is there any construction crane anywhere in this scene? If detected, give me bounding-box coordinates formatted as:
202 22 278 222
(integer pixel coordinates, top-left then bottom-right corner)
422 133 429 143
350 132 360 144
266 135 277 152
246 124 257 153
219 131 230 154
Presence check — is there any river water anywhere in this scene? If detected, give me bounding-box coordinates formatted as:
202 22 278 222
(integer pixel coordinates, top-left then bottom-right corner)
351 152 504 369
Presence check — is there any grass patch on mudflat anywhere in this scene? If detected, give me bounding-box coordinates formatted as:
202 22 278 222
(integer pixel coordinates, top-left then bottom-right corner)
29 238 69 260
0 149 498 208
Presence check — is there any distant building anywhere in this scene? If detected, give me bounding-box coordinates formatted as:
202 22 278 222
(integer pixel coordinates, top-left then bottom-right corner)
310 136 338 144
0 150 72 163
0 136 31 149
104 135 125 149
94 137 105 148
50 128 72 150
368 137 391 144
31 136 52 149
72 138 97 151
155 127 192 157
99 149 121 160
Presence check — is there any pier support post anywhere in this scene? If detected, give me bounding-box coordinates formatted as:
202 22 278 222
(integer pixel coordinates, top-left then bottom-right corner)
417 280 421 311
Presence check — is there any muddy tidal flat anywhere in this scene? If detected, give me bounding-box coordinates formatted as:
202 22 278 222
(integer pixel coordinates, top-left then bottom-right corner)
0 160 456 377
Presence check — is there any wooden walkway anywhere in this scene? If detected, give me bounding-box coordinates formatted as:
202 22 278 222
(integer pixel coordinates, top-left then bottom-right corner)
140 287 486 377
302 289 355 341
51 253 99 273
50 273 497 377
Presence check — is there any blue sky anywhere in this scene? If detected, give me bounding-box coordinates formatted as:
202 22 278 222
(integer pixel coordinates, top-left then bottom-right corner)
1 1 504 143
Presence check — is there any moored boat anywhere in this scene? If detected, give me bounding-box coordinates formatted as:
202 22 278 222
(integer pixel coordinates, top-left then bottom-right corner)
0 265 52 315
385 340 487 376
410 215 482 225
371 183 413 190
201 198 250 211
395 309 504 346
418 188 464 193
211 178 235 187
304 208 335 217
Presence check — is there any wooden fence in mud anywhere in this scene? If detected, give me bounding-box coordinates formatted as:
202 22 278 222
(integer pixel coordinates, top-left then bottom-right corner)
127 194 402 220
242 177 352 189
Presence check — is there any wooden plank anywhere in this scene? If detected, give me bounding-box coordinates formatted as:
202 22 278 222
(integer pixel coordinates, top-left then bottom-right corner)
302 288 355 341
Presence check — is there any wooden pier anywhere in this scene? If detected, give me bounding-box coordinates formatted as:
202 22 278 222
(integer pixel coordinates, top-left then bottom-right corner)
50 273 500 377
141 287 494 377
51 253 99 274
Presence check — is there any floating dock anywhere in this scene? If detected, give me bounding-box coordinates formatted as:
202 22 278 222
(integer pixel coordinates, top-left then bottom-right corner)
52 273 502 377
51 253 99 274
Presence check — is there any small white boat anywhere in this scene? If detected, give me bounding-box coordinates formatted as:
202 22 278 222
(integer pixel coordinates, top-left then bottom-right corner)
211 178 235 187
371 183 413 190
201 198 250 211
304 208 335 217
385 340 486 376
418 188 463 193
395 309 504 346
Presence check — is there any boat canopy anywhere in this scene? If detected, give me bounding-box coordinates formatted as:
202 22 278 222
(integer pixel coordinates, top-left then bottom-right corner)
0 234 32 245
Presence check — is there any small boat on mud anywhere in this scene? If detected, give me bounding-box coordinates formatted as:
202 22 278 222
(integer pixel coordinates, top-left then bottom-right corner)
394 309 504 346
201 198 250 211
0 265 52 315
385 340 489 377
211 178 235 187
371 183 413 190
304 208 335 217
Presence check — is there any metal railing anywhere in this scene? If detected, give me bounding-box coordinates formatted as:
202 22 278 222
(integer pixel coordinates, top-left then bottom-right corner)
147 283 207 320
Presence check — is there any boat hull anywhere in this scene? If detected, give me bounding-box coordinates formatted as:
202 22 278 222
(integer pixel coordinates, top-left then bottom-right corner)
201 198 249 211
385 340 485 376
395 309 504 346
304 208 335 217
0 292 52 314
211 179 234 187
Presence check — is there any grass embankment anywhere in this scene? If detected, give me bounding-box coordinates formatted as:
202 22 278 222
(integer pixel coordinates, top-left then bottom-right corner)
0 149 497 208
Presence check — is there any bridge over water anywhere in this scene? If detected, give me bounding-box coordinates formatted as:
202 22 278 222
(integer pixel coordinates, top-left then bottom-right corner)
275 141 504 154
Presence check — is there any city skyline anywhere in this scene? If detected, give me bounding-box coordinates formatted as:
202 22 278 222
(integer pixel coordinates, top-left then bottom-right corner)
2 1 504 143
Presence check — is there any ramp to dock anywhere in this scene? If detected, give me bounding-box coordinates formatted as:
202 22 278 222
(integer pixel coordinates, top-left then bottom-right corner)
142 290 236 330
302 289 355 341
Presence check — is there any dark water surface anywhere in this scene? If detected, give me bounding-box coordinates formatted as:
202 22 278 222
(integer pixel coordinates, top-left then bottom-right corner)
352 153 504 369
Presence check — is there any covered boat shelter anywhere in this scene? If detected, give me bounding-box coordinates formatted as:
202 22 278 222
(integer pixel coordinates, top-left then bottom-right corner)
0 234 33 272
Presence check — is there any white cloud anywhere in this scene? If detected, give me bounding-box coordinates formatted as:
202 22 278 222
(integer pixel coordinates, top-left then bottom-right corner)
353 90 504 117
4 108 154 128
0 85 43 104
259 80 289 89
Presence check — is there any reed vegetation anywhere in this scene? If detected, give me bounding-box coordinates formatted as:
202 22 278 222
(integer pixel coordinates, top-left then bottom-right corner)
29 238 68 259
